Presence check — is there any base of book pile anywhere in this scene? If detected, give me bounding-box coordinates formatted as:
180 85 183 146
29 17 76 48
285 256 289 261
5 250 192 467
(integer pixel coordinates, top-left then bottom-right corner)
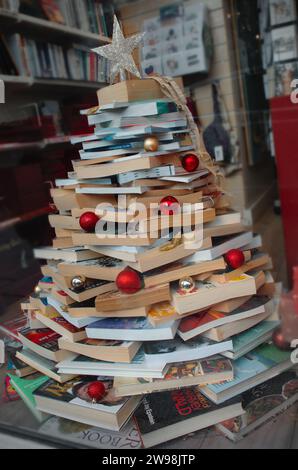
1 76 298 449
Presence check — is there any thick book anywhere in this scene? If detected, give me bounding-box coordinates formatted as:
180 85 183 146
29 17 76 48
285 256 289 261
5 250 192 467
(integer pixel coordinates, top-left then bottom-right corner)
113 357 233 397
186 232 253 261
86 317 179 342
58 257 126 282
18 327 73 362
34 247 102 263
34 309 86 342
200 344 293 404
58 337 141 363
33 377 141 431
133 387 243 448
172 274 257 316
217 371 298 441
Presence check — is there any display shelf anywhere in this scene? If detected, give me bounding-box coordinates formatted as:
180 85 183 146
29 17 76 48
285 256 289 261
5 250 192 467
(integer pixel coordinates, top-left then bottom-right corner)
0 75 106 97
0 135 78 154
0 206 52 232
0 8 111 46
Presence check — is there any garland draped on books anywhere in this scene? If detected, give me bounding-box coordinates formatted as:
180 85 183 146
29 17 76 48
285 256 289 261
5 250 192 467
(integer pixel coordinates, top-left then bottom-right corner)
148 75 224 190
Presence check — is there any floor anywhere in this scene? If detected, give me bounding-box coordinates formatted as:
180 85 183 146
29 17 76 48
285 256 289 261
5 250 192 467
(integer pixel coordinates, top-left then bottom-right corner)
0 206 297 449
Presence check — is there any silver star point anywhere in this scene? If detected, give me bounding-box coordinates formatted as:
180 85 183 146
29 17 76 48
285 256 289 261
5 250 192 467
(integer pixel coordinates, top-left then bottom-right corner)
92 15 145 84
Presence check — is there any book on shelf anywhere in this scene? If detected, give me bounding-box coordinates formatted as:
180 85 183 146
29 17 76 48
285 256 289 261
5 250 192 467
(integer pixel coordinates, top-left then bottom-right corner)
33 377 141 431
216 370 298 442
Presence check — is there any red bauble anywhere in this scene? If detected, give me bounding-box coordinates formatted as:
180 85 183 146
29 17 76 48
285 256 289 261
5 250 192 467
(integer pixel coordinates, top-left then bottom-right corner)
181 153 199 173
160 196 180 216
224 249 245 270
116 267 143 294
272 327 292 351
79 212 100 232
87 381 106 402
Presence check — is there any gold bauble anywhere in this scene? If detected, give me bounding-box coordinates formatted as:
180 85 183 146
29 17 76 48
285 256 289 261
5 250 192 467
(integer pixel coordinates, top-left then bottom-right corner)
144 136 159 152
179 277 195 293
34 285 42 297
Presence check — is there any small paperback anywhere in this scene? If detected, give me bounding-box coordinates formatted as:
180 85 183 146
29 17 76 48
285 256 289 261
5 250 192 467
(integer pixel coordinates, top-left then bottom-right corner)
33 377 141 430
18 327 73 362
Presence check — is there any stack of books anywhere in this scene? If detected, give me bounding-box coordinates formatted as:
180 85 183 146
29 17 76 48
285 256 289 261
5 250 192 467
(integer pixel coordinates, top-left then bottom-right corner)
7 77 298 448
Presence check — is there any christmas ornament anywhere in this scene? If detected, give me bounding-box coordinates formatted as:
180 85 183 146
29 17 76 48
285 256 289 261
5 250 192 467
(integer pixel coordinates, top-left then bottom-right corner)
79 212 100 232
87 381 106 403
179 277 195 293
116 267 143 294
160 196 180 216
144 136 159 152
181 153 199 173
34 285 42 297
272 327 292 351
92 15 145 83
71 276 86 292
224 249 245 270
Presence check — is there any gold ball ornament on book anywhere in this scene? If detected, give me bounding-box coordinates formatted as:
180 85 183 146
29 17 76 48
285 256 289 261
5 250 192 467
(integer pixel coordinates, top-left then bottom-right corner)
71 276 86 292
144 136 159 152
34 285 42 297
179 277 195 293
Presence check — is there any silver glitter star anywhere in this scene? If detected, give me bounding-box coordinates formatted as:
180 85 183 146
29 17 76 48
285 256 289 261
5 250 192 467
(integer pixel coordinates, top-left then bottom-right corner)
92 15 145 84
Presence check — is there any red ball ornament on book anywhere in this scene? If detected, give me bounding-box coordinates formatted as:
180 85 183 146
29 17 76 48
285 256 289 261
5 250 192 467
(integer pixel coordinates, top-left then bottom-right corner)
272 327 292 351
224 249 245 270
79 212 100 232
116 267 143 294
87 381 106 403
181 153 199 173
160 196 180 216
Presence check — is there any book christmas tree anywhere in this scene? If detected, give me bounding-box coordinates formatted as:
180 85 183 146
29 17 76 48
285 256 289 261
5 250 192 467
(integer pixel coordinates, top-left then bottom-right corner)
3 16 297 448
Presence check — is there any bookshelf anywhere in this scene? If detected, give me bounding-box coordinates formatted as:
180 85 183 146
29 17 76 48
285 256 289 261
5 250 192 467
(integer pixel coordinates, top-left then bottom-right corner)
0 75 106 95
0 8 111 46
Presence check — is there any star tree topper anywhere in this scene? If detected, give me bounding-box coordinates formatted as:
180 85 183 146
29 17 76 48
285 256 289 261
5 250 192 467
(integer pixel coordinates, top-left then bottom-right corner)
92 15 145 84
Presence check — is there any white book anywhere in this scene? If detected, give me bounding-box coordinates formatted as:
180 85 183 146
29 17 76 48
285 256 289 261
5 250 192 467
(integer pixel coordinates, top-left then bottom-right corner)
144 337 232 368
55 178 111 187
86 317 179 342
117 165 175 184
186 232 254 262
70 134 100 145
75 186 149 195
34 247 101 263
57 349 167 379
79 142 184 160
161 169 209 183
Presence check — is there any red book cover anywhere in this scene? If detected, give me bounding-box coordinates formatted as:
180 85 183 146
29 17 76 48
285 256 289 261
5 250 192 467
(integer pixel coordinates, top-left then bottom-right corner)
179 310 225 334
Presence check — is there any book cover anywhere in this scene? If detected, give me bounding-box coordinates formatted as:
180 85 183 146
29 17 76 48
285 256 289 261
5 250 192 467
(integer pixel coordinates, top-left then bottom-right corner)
218 371 298 438
228 320 280 356
134 387 240 434
39 416 142 449
34 377 130 414
19 328 61 352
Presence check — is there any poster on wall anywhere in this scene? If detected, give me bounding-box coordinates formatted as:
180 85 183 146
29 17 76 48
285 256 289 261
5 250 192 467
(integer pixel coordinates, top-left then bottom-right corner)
141 1 213 78
269 0 297 26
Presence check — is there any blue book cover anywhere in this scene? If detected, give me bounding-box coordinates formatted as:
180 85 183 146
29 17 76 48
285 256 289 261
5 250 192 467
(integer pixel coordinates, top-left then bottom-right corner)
206 345 291 394
231 320 279 354
87 317 174 331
